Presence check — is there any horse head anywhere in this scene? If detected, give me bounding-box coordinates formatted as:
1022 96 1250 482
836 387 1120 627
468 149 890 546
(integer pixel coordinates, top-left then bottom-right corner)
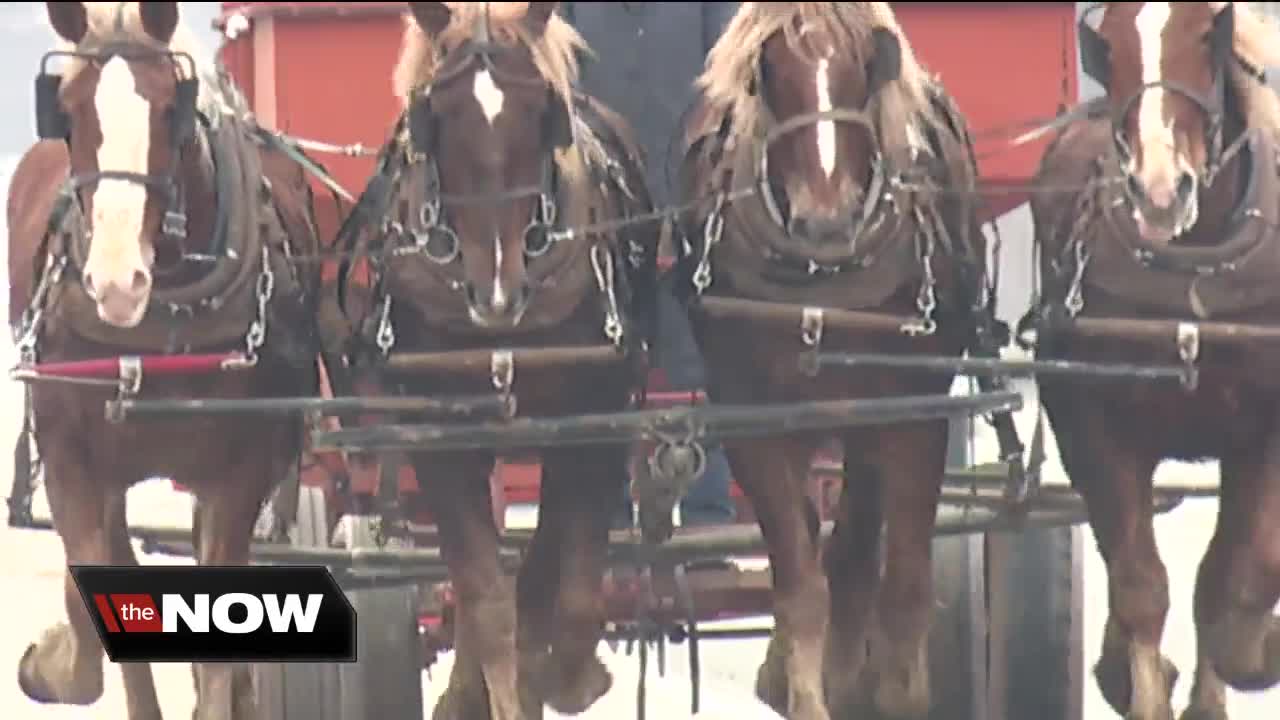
699 3 930 252
1085 1 1280 244
397 1 578 330
38 1 206 329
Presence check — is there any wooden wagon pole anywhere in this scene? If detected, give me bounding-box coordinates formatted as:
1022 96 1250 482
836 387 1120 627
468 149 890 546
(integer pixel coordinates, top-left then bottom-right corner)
1062 316 1280 344
380 344 625 374
104 394 516 422
814 350 1190 381
309 389 1024 453
692 295 919 335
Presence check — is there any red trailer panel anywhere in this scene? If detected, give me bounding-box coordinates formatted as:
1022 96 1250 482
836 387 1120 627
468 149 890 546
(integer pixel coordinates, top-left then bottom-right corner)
218 2 1080 222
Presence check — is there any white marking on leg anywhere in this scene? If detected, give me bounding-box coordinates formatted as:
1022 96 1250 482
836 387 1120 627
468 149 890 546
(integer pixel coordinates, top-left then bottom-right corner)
491 234 507 311
1135 3 1176 169
816 59 837 178
473 68 506 125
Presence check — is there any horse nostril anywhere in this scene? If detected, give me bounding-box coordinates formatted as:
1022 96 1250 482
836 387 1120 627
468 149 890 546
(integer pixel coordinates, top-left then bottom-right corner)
1126 173 1144 200
1176 171 1196 201
130 270 149 294
83 272 97 299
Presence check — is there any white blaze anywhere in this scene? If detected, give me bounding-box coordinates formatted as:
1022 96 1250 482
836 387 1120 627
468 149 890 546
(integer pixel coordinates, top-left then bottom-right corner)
88 56 153 287
492 233 507 311
1135 3 1175 165
816 58 837 178
473 68 505 125
475 68 507 311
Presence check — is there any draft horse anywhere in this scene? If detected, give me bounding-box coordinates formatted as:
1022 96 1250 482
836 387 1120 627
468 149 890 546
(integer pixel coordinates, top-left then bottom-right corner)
332 3 656 718
675 3 1005 719
1025 3 1280 720
8 3 325 719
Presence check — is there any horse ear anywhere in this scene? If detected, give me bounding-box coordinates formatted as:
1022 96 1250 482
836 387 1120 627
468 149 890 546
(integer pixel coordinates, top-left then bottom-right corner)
139 2 179 44
523 2 561 37
409 2 453 38
866 27 902 99
46 2 88 44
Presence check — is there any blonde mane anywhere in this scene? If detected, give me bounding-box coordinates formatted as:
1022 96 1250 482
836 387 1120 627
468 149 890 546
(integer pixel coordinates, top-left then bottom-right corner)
53 2 223 117
695 2 936 161
390 3 603 185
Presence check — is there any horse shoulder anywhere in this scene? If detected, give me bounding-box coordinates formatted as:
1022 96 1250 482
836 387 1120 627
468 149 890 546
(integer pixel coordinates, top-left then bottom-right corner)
1030 117 1112 256
8 141 70 327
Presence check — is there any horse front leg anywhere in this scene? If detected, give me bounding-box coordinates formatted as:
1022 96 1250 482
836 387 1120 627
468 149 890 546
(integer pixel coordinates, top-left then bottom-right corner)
513 451 572 720
1193 417 1280 700
1043 389 1175 720
822 445 884 717
860 421 948 720
18 446 114 710
526 445 622 715
415 449 521 720
189 444 287 720
729 434 830 720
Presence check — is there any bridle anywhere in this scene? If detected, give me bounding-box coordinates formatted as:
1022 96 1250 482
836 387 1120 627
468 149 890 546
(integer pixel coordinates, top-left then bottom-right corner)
1077 3 1265 191
403 10 572 269
35 42 202 270
745 25 904 248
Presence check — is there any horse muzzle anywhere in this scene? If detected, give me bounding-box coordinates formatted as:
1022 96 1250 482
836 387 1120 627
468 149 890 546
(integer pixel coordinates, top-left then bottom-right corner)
1126 169 1199 243
464 279 532 329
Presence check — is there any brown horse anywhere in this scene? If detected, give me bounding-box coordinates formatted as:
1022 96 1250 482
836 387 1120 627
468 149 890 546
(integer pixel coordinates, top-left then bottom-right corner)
1025 3 1280 720
675 3 994 719
333 3 656 718
9 3 324 719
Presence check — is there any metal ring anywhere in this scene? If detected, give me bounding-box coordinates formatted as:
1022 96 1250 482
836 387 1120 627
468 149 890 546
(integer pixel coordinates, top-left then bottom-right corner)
415 226 460 265
523 221 554 258
418 202 439 230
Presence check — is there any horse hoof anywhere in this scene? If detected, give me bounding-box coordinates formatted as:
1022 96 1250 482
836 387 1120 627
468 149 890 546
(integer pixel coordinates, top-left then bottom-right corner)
754 657 789 715
543 657 612 715
1212 615 1280 692
1178 704 1229 720
1094 649 1179 717
430 688 469 720
17 643 57 704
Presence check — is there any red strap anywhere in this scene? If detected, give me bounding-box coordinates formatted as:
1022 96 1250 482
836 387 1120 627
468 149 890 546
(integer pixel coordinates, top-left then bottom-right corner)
22 352 242 379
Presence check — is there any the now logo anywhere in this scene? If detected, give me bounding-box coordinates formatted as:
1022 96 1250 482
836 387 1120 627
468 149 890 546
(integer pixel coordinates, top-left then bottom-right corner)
71 566 355 663
94 592 324 634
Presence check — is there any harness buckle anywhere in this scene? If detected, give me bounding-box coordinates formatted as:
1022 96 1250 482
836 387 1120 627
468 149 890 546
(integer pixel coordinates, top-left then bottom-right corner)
105 356 143 424
1175 322 1201 391
801 307 825 348
491 350 514 395
375 295 396 356
162 209 188 243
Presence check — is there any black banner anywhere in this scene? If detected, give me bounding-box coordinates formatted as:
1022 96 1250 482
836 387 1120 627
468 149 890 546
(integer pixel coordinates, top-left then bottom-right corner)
69 565 356 663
